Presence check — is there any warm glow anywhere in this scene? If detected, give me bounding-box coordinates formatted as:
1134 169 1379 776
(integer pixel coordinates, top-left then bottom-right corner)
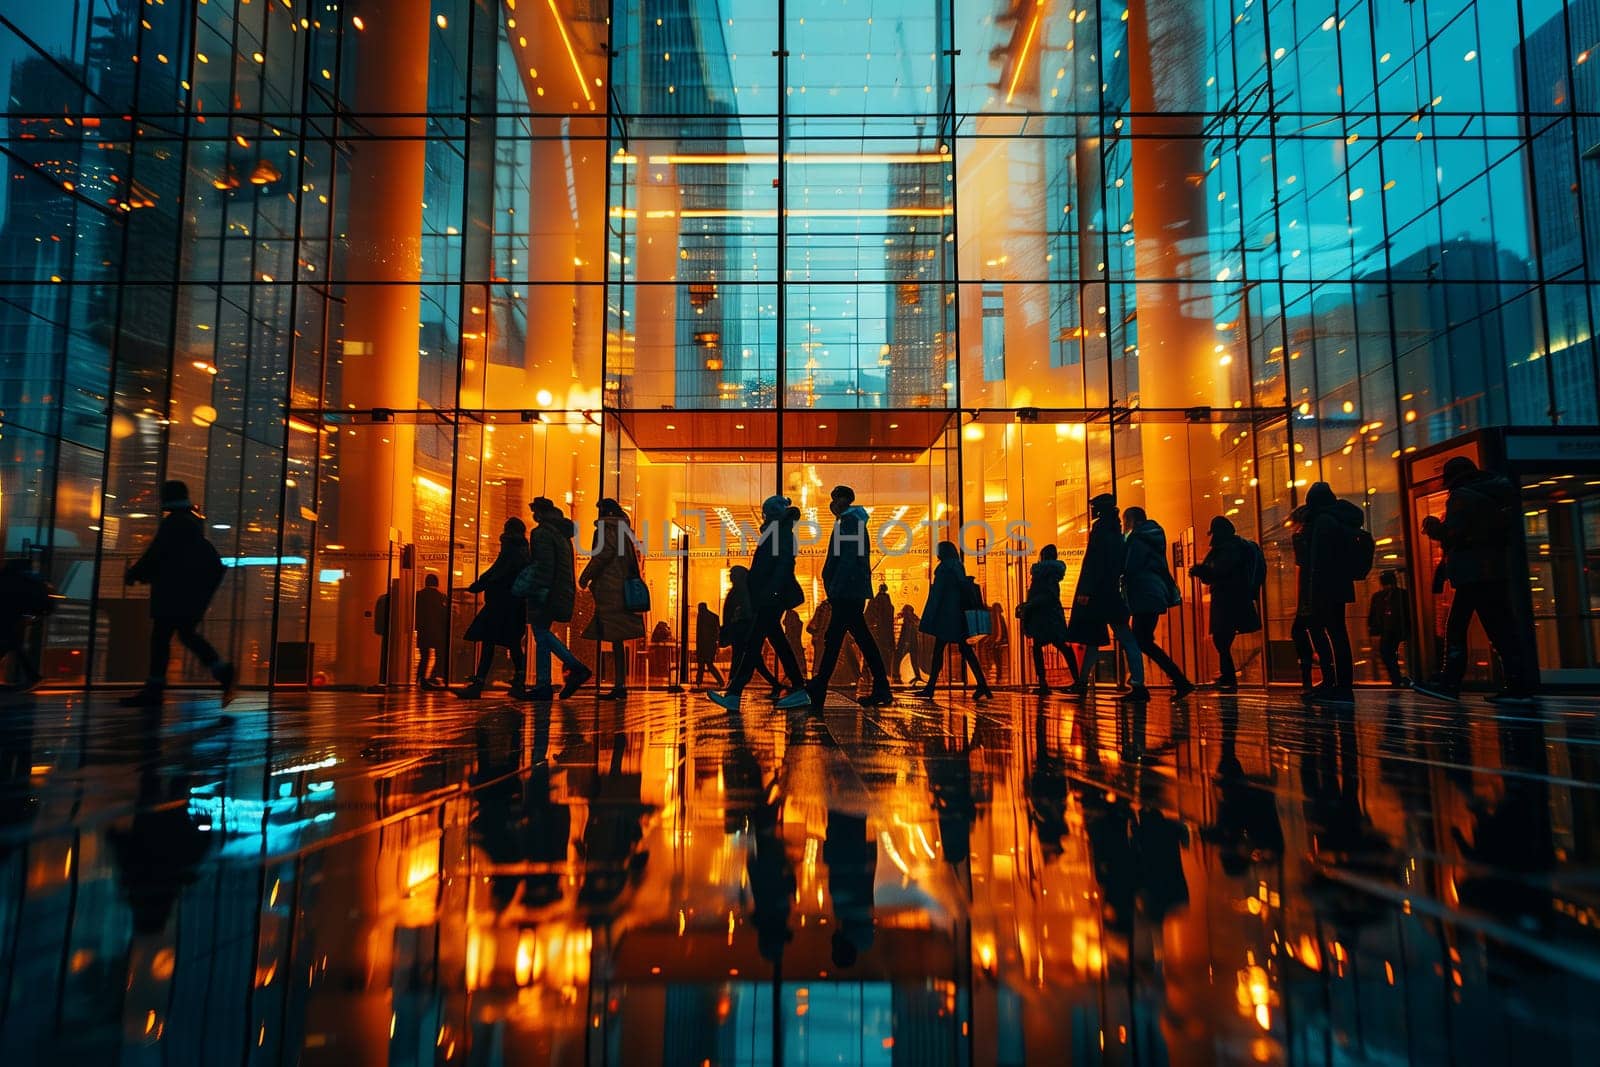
546 0 593 103
1005 4 1046 104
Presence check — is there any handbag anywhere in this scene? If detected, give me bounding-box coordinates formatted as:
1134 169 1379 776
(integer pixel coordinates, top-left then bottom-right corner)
1164 572 1182 608
964 608 992 637
512 563 538 598
623 575 651 613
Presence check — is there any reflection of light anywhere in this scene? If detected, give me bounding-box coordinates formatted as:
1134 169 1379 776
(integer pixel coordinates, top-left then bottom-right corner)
1005 6 1044 104
222 555 308 568
643 152 949 165
545 0 592 103
415 475 450 496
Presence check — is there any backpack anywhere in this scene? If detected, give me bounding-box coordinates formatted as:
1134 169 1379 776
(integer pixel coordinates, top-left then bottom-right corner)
1344 526 1376 582
1243 539 1268 592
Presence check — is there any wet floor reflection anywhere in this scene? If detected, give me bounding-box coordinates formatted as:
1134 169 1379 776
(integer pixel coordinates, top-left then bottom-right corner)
0 688 1598 1063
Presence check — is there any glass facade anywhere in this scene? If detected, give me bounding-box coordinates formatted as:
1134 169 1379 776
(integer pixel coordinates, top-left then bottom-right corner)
5 0 1600 692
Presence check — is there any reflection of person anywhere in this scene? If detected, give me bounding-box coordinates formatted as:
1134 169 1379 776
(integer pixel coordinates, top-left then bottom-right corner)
1020 544 1080 696
526 497 590 700
824 808 877 968
1066 494 1145 700
914 541 991 700
1366 569 1411 687
1121 506 1194 697
694 602 724 687
1201 698 1285 877
1192 517 1261 691
1415 457 1538 704
120 480 233 707
580 498 646 700
457 517 529 700
982 602 1008 682
414 574 449 687
867 584 895 678
788 486 892 709
893 605 923 685
109 754 216 934
578 733 651 909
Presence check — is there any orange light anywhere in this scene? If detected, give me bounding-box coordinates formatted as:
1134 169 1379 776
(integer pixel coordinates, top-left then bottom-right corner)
1006 4 1046 104
546 0 592 104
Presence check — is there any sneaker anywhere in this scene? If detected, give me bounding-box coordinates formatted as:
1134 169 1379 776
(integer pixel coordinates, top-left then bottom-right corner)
1172 679 1197 700
453 679 485 700
1124 684 1151 702
558 664 592 699
213 662 236 707
526 684 555 701
1312 687 1355 705
775 689 813 710
118 686 163 708
1411 679 1460 703
1486 687 1539 706
860 688 894 707
707 690 742 712
1213 678 1239 693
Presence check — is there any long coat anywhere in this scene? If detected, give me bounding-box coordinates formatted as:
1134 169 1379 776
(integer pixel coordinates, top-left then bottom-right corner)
581 516 646 641
920 558 970 642
1122 519 1173 615
526 513 578 625
1021 559 1070 644
1295 498 1365 610
1193 533 1260 636
1066 515 1127 645
465 532 530 647
127 509 224 621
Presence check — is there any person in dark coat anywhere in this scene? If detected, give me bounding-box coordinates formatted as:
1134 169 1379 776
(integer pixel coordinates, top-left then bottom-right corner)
1295 481 1364 702
1415 457 1537 703
710 496 809 713
720 565 783 691
457 517 530 700
1367 569 1411 687
414 574 450 687
120 480 233 707
1066 494 1147 699
694 602 724 687
914 541 992 700
0 559 54 691
782 609 805 680
1020 544 1080 695
787 486 892 709
580 499 646 700
1121 507 1194 696
1192 516 1261 691
1286 504 1323 693
893 604 923 684
526 497 591 701
867 584 895 680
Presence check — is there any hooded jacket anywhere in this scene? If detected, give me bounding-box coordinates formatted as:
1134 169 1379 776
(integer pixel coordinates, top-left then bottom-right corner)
466 530 530 646
1295 488 1365 608
526 510 578 624
1021 558 1071 644
1122 519 1174 615
127 508 225 620
1193 519 1261 636
822 505 874 601
1433 470 1519 585
749 510 802 610
581 514 647 641
920 555 971 641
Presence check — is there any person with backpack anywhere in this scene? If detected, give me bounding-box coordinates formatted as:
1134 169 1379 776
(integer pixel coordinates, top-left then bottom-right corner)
913 541 993 700
1066 494 1148 700
457 517 531 700
1191 516 1263 692
414 573 450 688
521 497 591 701
710 496 809 713
1121 507 1195 698
0 558 57 691
579 498 646 700
1294 481 1367 704
120 480 234 707
1367 570 1411 687
719 564 788 693
1414 457 1538 704
1020 544 1080 696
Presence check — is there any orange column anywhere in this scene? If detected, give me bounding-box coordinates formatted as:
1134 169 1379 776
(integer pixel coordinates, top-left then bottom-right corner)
1127 0 1220 538
334 0 430 686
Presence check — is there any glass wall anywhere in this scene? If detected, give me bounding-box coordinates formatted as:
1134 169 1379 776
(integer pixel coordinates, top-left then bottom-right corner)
4 0 1598 690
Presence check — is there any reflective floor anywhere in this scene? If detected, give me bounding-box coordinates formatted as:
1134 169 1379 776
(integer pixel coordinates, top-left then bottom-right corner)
1 685 1598 1066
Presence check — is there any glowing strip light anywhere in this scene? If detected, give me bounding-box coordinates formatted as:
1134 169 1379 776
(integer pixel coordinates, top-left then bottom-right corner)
644 152 949 166
222 556 308 568
1006 2 1046 104
609 206 953 219
546 0 591 104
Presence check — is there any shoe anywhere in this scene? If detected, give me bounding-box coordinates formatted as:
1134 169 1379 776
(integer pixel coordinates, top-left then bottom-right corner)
1486 687 1539 706
1411 679 1460 703
1172 679 1196 700
509 684 532 701
860 688 894 707
1125 684 1151 702
1033 685 1053 698
597 687 627 701
453 678 485 700
1312 687 1355 704
213 662 236 707
775 689 813 710
1065 683 1088 701
526 684 555 701
118 686 164 708
707 690 741 712
1213 678 1238 693
911 686 936 700
558 664 592 700
973 685 995 702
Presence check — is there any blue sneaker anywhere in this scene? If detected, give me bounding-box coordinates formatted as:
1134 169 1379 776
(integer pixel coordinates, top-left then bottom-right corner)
775 689 813 710
707 690 742 712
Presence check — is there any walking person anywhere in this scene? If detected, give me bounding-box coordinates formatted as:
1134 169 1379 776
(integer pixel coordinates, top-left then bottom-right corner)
579 498 646 700
414 574 450 688
1191 516 1264 692
986 602 1009 683
783 486 893 710
1295 481 1365 704
1413 457 1538 704
867 583 895 681
720 565 786 692
694 602 725 688
1066 494 1147 700
119 480 234 707
894 604 923 685
1287 503 1324 693
710 496 809 713
457 517 530 700
913 541 992 701
1121 507 1196 698
0 558 55 691
1367 570 1411 687
1019 544 1081 696
523 497 591 701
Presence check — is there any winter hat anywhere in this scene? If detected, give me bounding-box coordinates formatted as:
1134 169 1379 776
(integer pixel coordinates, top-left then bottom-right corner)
503 516 526 536
1305 481 1336 507
1209 515 1236 538
1441 456 1478 487
1089 492 1117 517
159 480 193 511
761 494 791 520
